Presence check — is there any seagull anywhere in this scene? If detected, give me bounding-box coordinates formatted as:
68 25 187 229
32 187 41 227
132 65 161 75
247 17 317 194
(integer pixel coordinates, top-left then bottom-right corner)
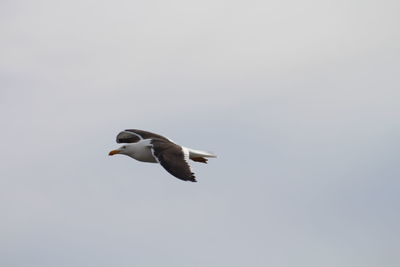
108 129 216 182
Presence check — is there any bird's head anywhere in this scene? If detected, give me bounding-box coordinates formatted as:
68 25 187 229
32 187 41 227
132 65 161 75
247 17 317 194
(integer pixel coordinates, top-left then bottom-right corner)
108 144 134 156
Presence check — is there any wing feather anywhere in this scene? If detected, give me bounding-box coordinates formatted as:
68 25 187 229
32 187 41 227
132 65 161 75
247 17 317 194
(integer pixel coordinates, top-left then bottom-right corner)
116 129 170 143
150 139 196 182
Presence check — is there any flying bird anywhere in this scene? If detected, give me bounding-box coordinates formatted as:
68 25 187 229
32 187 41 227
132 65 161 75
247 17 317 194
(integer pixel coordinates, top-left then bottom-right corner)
108 129 217 182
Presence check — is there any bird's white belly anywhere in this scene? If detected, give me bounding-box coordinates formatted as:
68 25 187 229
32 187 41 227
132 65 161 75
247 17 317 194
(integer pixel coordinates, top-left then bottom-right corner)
131 147 158 163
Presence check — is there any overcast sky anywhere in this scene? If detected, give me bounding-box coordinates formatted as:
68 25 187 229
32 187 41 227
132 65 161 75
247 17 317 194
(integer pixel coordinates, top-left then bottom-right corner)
1 0 399 266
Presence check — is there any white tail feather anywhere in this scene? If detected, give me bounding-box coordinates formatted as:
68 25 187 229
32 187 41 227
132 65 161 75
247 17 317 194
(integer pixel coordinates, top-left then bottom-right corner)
185 147 217 158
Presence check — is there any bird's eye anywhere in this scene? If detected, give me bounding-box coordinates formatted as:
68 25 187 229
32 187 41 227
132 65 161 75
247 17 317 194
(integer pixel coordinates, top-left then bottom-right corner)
123 146 126 149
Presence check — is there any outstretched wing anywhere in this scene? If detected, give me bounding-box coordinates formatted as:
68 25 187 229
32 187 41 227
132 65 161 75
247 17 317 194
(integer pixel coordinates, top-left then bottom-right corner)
116 129 171 143
150 139 196 182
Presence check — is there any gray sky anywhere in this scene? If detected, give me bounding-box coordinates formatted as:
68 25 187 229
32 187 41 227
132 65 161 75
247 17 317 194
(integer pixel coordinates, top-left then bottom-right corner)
1 0 399 266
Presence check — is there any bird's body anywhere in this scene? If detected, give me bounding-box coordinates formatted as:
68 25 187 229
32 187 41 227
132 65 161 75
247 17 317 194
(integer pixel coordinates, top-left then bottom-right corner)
120 139 158 163
109 129 216 182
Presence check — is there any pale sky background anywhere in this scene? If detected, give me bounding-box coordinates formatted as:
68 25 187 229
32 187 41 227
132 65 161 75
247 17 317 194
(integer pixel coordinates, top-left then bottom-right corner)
1 0 399 266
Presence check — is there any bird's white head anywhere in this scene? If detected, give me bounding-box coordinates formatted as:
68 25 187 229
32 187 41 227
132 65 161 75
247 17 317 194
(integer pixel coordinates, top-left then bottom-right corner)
108 144 135 157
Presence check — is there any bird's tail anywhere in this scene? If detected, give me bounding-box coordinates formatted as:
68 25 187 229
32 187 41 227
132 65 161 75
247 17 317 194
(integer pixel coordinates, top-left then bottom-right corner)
186 147 217 158
185 147 217 163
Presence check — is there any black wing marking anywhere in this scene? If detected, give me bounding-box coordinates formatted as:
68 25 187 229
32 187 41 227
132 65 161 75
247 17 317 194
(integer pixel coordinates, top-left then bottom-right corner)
150 139 196 182
116 129 170 143
116 131 141 143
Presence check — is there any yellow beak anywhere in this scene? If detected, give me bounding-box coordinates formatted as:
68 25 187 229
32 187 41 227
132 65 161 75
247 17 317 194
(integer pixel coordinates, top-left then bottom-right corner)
108 149 121 156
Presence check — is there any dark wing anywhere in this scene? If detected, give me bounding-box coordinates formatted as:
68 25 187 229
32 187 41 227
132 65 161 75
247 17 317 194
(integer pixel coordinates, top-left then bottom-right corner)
150 139 196 182
116 129 170 143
